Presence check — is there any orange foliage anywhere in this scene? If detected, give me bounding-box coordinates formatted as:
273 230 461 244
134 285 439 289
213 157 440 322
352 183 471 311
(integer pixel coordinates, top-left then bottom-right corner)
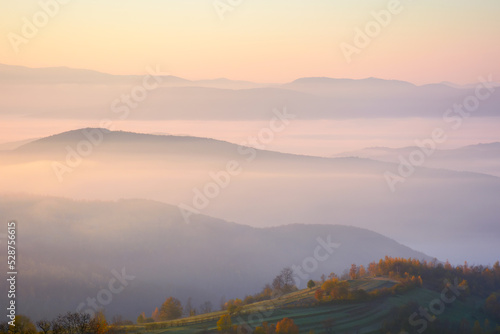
314 288 324 301
275 318 299 334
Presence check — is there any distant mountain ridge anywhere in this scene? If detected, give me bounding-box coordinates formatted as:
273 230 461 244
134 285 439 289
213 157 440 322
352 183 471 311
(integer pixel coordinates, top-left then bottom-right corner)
0 62 487 88
0 63 266 89
333 142 500 177
2 63 499 120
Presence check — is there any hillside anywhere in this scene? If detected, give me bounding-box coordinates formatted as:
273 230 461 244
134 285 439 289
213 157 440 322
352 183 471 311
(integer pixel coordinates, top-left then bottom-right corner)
108 273 500 334
0 194 433 321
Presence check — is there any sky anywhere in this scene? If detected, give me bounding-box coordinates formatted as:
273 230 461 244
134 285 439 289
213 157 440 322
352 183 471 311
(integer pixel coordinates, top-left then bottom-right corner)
1 0 499 84
1 0 500 269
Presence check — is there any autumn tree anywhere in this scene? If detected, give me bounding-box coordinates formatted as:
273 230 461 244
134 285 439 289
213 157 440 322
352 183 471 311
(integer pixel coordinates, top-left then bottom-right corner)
152 307 160 322
137 312 146 324
159 297 183 321
358 265 366 278
321 278 338 294
463 261 470 275
254 326 266 334
330 281 349 299
314 288 324 301
243 295 255 305
217 314 232 332
11 315 36 334
275 318 299 334
254 321 274 334
90 310 108 334
494 261 500 280
368 262 378 276
472 320 482 334
226 299 243 314
485 293 500 321
307 280 315 288
349 264 357 279
260 284 273 299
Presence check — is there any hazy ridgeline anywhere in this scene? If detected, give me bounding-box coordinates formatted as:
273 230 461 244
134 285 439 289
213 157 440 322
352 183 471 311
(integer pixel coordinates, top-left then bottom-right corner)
0 194 433 320
1 129 499 265
1 64 499 122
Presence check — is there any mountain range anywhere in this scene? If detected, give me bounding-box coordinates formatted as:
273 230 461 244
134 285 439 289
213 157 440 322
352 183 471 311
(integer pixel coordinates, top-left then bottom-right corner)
1 129 499 265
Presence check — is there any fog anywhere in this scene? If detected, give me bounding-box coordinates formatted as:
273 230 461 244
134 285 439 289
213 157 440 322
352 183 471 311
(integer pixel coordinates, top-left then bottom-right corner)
2 117 500 157
1 129 499 265
0 194 433 321
2 64 500 324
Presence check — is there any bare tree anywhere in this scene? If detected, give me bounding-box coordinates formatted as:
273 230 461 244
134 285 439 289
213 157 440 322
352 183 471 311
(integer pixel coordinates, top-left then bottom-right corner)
219 296 226 311
199 301 213 314
272 267 296 293
281 267 295 291
36 320 51 334
272 274 284 291
51 318 64 334
112 315 124 326
53 312 91 334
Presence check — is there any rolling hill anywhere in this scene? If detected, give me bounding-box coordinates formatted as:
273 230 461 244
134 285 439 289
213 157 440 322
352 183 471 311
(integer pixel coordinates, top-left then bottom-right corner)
0 194 433 321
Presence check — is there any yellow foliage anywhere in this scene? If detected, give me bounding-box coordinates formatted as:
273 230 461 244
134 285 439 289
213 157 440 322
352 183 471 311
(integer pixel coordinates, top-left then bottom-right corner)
217 314 232 332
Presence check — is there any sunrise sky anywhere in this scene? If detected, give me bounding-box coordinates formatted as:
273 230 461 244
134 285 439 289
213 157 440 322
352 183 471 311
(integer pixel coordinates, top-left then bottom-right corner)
1 0 499 85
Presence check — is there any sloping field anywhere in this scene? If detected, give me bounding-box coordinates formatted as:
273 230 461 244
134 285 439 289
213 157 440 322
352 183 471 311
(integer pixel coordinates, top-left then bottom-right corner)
124 278 491 333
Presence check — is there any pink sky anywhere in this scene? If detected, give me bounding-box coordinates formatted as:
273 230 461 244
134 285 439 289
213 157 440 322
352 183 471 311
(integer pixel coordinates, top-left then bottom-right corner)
0 1 499 85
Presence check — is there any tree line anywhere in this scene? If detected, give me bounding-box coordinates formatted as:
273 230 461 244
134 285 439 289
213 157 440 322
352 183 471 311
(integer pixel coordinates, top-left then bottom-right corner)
1 311 109 334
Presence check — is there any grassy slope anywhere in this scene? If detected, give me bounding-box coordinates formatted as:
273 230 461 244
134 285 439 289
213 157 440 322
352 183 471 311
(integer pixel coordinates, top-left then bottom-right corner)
125 277 492 334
